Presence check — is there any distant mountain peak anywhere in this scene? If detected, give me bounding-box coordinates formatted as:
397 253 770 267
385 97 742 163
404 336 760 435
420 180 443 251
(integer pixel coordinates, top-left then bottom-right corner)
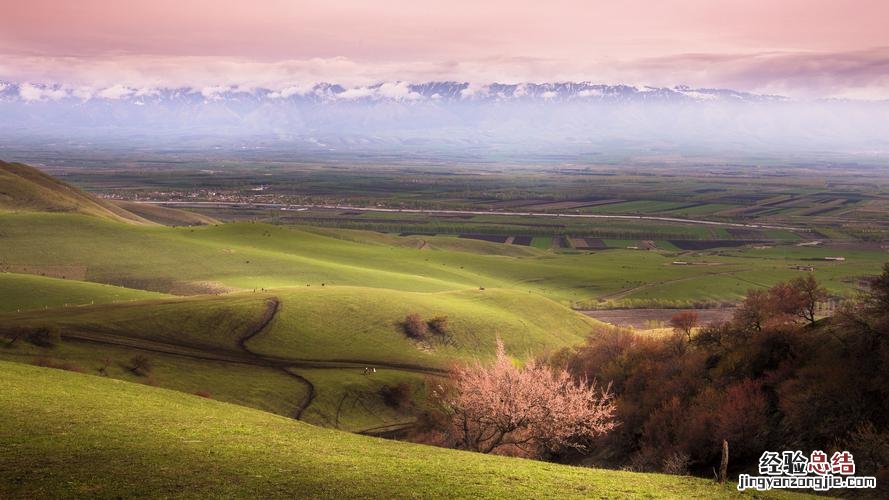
0 80 786 104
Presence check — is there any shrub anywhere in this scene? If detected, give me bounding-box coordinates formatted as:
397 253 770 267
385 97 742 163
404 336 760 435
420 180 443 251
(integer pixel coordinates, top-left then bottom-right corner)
379 383 413 409
97 357 113 376
27 326 62 348
31 357 84 373
427 315 450 336
130 355 153 376
402 313 429 340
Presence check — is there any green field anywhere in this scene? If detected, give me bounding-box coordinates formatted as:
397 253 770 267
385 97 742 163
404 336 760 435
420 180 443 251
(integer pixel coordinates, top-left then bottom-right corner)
0 362 807 499
0 273 169 312
1 212 885 309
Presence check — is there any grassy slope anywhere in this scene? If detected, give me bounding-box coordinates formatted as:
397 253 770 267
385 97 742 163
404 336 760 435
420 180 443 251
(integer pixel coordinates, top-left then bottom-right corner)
0 272 169 312
0 287 596 430
2 212 884 305
0 293 310 417
0 160 148 224
0 362 804 499
1 288 594 367
112 200 221 226
253 286 595 366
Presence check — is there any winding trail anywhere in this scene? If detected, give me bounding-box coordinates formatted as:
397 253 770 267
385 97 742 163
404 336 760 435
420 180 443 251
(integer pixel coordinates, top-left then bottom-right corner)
56 296 447 422
236 297 315 419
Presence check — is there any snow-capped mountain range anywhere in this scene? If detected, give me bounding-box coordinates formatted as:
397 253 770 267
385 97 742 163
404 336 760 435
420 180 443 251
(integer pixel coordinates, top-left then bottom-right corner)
0 81 885 159
0 81 783 104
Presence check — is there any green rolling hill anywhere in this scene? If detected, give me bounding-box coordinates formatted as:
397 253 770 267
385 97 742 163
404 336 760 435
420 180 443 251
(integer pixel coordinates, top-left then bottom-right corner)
0 362 806 499
0 160 150 224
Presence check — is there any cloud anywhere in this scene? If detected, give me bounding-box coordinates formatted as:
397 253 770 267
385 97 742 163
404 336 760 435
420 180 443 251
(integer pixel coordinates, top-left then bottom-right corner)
97 84 135 99
375 81 421 100
200 85 231 100
18 82 67 101
337 86 375 99
626 47 889 99
0 47 887 100
268 84 313 99
335 82 422 101
460 82 489 99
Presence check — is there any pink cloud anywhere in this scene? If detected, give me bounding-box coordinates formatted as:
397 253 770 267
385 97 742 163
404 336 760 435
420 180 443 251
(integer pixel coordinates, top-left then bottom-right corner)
1 1 888 98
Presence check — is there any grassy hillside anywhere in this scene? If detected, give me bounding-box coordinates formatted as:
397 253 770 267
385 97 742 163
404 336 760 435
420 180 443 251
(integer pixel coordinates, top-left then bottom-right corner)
1 211 885 304
252 287 594 366
0 272 169 312
0 362 805 499
0 294 310 417
0 288 596 430
112 200 220 226
0 160 148 223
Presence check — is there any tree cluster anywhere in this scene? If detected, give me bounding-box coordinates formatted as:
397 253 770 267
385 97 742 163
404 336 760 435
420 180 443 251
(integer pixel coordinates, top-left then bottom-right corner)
556 269 889 485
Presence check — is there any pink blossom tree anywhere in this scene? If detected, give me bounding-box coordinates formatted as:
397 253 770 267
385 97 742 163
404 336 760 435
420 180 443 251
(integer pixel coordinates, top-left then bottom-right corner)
435 340 617 457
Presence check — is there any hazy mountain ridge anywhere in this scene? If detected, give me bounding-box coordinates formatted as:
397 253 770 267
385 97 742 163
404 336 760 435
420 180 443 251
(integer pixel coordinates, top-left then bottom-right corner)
0 80 785 104
1 81 886 159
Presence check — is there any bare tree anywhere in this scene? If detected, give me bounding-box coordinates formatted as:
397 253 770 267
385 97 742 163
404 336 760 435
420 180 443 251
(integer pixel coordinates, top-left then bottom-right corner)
436 340 616 457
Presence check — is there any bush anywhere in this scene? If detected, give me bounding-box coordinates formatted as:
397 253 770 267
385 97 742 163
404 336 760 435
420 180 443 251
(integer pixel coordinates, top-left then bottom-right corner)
130 355 153 376
379 383 413 409
27 326 62 348
402 313 429 340
427 316 450 336
31 357 84 373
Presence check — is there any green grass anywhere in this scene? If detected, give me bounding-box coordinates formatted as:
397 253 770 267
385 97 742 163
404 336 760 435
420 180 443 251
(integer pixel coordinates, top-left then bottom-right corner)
666 203 738 216
530 236 552 249
0 272 169 312
0 340 307 417
0 287 596 429
0 160 148 224
0 361 808 499
295 367 429 431
1 212 884 307
250 287 597 367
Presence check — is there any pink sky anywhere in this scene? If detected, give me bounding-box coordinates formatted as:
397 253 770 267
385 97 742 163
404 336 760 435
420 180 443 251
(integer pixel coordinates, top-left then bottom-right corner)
1 0 888 97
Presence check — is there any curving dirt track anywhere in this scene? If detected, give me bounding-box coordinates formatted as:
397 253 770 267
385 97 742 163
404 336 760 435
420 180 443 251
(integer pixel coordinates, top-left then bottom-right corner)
57 296 447 421
236 297 316 419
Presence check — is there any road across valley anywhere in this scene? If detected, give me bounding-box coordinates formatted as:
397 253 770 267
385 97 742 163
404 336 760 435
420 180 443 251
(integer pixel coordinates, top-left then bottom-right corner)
134 200 805 231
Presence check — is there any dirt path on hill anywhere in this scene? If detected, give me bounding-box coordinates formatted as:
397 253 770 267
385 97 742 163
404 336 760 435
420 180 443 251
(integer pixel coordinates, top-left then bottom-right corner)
58 296 447 421
236 298 315 419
